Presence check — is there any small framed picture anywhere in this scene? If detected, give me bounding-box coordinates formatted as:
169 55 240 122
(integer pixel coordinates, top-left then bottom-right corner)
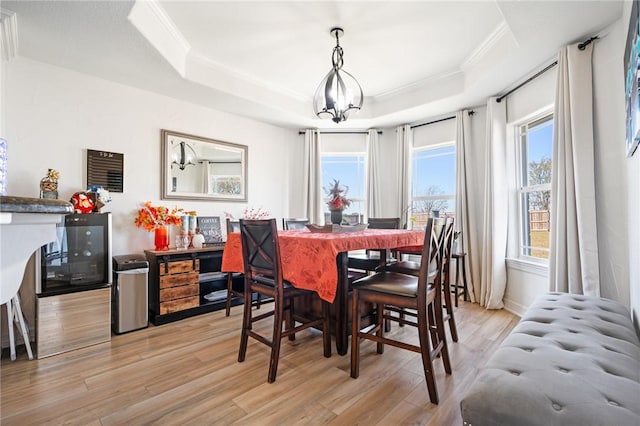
197 216 223 244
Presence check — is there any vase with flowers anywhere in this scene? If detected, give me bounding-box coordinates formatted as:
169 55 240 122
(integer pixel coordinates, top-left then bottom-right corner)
325 179 351 225
134 201 184 250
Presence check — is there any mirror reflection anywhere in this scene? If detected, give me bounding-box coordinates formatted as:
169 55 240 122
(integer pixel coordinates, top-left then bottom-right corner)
161 130 247 201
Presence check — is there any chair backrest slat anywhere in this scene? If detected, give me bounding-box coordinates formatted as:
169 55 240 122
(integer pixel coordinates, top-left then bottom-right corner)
226 218 240 233
282 218 310 230
368 217 401 230
239 218 283 287
417 218 448 301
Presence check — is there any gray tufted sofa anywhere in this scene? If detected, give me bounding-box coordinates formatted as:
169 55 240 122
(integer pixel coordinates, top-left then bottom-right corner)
460 292 640 426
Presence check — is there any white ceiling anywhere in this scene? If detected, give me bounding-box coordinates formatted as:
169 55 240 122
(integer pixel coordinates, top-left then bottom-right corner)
1 0 624 129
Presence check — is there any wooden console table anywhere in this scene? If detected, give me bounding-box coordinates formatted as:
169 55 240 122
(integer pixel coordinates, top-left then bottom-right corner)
145 245 242 325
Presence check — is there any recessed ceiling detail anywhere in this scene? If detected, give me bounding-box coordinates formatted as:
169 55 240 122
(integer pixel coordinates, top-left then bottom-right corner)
3 0 624 129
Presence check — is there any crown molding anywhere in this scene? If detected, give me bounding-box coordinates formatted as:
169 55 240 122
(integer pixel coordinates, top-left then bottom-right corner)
372 69 463 101
461 21 513 72
1 8 18 61
188 52 308 103
127 0 190 77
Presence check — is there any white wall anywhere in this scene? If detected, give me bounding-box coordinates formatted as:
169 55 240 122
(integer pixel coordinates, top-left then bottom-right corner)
2 57 298 347
5 58 298 257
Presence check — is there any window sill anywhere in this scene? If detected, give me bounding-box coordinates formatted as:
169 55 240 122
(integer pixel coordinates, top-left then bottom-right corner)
506 258 549 277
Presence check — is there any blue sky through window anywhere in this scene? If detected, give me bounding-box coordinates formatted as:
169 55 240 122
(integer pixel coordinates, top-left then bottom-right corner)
321 155 365 213
412 145 456 197
525 117 553 185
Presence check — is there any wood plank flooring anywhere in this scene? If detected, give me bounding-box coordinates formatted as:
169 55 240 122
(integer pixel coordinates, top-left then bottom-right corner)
1 301 518 425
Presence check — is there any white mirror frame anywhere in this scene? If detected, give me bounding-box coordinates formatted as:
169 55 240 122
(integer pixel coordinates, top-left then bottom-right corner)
161 129 248 202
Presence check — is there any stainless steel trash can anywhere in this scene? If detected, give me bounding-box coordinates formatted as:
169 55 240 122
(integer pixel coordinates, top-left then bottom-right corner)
112 254 149 334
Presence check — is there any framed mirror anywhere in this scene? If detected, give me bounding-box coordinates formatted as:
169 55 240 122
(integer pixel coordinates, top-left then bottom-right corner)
161 129 248 201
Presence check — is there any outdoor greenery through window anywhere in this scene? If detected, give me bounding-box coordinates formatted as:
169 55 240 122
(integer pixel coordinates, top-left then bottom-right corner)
321 154 365 224
518 113 553 260
411 142 456 229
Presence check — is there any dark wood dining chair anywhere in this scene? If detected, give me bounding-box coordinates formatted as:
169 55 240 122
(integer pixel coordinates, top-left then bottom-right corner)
282 218 309 230
348 217 401 272
237 218 331 383
350 217 452 404
225 218 263 316
384 218 458 342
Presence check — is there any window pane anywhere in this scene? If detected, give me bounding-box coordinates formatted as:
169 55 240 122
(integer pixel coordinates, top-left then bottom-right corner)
411 145 455 218
321 155 365 217
524 117 553 187
521 191 550 259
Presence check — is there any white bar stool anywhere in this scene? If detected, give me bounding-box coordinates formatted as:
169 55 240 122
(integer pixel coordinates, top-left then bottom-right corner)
0 199 72 361
3 293 33 360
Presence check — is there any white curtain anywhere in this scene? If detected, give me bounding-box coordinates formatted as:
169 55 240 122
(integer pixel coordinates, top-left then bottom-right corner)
201 160 211 194
396 124 412 228
549 43 600 296
454 110 478 303
303 129 323 224
479 98 508 309
366 129 382 219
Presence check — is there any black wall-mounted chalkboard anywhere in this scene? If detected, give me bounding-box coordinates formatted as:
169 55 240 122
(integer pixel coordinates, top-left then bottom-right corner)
87 149 124 192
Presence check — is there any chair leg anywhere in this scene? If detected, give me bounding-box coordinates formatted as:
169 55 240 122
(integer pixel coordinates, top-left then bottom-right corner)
322 300 331 358
6 300 15 361
12 295 33 360
433 298 452 375
286 299 295 341
225 273 234 317
268 295 284 383
442 280 459 342
350 288 361 379
376 303 384 354
427 303 440 349
418 307 439 404
237 285 252 363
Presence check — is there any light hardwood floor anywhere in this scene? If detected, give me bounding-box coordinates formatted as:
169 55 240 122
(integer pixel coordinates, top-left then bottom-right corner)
1 300 518 425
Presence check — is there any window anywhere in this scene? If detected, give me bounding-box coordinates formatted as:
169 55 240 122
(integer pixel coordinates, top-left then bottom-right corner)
410 142 456 228
321 154 366 223
517 114 553 260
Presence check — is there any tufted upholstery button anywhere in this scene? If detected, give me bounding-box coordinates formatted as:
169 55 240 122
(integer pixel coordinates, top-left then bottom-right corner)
558 367 569 373
552 403 563 411
509 370 521 376
608 400 621 407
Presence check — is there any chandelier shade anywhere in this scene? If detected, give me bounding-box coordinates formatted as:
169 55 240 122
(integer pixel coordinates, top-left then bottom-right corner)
171 141 197 170
313 27 363 124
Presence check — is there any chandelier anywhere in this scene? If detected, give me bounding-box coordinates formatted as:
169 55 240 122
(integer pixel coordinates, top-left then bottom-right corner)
313 27 363 123
171 141 197 170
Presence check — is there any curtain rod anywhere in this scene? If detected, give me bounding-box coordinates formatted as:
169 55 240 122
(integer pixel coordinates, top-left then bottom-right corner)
496 61 557 103
496 35 599 103
410 115 455 129
298 130 383 135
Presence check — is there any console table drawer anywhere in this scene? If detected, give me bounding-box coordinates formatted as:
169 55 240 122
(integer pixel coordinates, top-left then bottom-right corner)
159 259 199 275
159 271 199 289
160 283 199 302
160 296 199 314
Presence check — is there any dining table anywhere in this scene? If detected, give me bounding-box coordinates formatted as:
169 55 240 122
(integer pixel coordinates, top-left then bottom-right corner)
221 227 425 355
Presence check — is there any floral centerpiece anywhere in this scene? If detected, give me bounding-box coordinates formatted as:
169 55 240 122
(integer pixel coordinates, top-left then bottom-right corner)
325 179 351 211
135 202 184 250
325 179 351 224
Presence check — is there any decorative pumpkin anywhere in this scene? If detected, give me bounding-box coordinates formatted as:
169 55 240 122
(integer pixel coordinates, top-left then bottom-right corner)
70 191 95 214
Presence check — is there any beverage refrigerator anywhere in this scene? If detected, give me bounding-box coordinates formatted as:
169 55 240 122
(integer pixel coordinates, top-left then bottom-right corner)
34 212 112 358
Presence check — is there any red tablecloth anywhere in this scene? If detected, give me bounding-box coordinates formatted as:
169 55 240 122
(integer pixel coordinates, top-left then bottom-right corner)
221 229 424 303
